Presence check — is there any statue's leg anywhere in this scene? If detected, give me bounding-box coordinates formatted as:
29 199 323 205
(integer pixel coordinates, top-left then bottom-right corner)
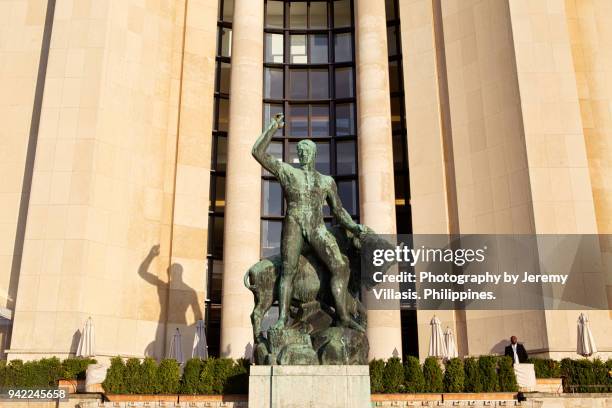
309 227 365 333
273 216 303 329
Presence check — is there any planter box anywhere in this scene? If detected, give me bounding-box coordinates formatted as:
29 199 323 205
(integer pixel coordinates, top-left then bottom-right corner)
371 393 442 402
86 383 104 393
178 395 248 402
58 379 86 394
442 392 518 400
104 395 179 402
534 378 563 393
372 393 518 402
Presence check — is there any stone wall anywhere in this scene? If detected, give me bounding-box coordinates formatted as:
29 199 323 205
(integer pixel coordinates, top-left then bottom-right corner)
2 393 611 408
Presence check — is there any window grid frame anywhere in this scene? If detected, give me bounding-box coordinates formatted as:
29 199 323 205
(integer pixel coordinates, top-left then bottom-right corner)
205 0 234 359
261 0 360 259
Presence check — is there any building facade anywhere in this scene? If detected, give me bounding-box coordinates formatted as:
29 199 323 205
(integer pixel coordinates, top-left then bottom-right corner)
0 0 611 362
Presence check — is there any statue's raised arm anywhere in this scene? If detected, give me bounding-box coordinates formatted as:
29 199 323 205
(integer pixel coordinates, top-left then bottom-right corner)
252 113 286 178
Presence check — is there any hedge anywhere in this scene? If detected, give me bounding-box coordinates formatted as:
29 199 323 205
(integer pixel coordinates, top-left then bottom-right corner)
382 357 404 393
403 356 425 392
443 358 464 392
5 355 611 395
423 357 443 393
102 357 127 394
498 356 518 392
157 359 181 394
0 357 96 388
478 356 499 392
366 355 520 394
561 358 612 393
528 358 561 378
463 357 483 392
369 359 385 393
102 357 249 395
61 358 97 380
180 358 205 394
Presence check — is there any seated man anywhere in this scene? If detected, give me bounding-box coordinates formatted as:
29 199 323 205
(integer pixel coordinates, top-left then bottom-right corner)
504 335 529 365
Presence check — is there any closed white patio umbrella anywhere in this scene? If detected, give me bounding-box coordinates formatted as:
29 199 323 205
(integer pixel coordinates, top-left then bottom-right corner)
577 313 597 357
192 320 208 359
428 315 447 358
444 327 458 359
76 317 95 357
168 328 184 364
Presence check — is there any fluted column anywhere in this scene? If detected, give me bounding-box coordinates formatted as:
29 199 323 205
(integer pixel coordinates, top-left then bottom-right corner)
355 0 403 359
219 0 264 358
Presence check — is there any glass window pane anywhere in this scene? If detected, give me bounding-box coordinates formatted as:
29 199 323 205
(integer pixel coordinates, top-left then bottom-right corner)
315 141 330 174
335 67 353 98
389 61 400 93
288 142 300 167
211 216 224 258
394 174 407 202
263 104 284 136
220 27 232 57
266 0 284 28
262 220 282 257
337 180 357 215
387 26 398 56
334 0 351 27
335 103 354 136
393 133 405 170
310 69 329 99
215 136 227 172
290 2 307 28
264 68 283 99
391 96 402 130
215 175 226 211
265 33 284 63
310 2 328 28
219 62 231 94
288 142 329 173
290 69 308 99
289 105 308 137
385 0 396 21
263 180 283 216
334 33 352 62
222 0 234 22
309 34 328 63
311 104 329 136
218 98 229 131
290 35 307 63
336 140 356 175
396 208 411 234
264 141 283 176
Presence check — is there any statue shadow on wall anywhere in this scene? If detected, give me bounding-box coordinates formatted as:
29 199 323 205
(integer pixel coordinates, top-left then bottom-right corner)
138 244 203 359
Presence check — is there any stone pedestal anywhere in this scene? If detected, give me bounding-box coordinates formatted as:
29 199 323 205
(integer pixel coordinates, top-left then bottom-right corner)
248 365 371 408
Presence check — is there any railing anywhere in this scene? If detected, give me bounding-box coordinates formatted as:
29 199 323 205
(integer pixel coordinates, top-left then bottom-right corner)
565 384 612 393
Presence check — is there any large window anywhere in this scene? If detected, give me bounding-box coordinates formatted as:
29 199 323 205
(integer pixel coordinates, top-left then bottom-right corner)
385 0 417 359
205 0 234 358
261 0 359 257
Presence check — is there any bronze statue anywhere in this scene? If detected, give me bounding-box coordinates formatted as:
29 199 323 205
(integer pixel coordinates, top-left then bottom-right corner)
245 113 393 365
252 113 365 333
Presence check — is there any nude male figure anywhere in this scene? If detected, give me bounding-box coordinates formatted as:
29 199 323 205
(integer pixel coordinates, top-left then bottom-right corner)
252 113 365 332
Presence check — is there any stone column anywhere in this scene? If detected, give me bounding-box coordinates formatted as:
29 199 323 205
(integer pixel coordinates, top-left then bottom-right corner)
166 0 218 360
355 0 403 359
219 0 264 359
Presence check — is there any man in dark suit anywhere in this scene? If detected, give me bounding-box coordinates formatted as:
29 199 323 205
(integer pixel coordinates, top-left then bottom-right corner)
504 336 529 364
